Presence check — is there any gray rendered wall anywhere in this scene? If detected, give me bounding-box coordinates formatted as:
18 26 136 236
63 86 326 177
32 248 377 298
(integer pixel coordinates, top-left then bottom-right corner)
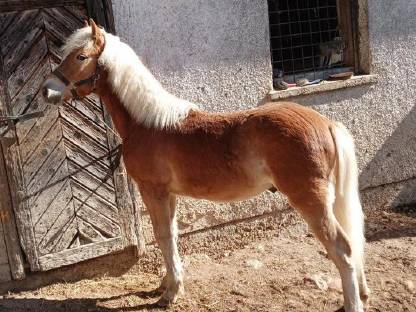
112 0 416 240
297 0 416 211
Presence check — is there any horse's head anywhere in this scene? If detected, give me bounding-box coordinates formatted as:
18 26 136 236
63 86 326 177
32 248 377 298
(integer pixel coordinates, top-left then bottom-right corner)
42 19 105 104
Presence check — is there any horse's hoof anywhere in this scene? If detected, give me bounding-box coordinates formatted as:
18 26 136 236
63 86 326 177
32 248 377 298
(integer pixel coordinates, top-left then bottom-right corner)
360 288 371 307
154 285 165 296
156 296 173 308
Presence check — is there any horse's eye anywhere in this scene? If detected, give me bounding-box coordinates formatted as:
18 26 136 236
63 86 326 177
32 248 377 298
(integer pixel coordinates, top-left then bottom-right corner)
77 54 88 61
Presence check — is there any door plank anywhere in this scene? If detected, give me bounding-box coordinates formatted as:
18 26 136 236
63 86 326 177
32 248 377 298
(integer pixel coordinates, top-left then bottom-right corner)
0 233 9 264
76 202 120 238
8 36 49 102
23 122 62 186
70 170 117 206
26 138 67 196
30 161 68 225
38 237 123 271
43 7 85 32
60 104 109 148
18 105 59 160
64 5 88 23
72 181 118 216
34 185 73 249
66 151 115 188
0 11 17 34
68 160 115 194
78 219 106 243
37 205 75 256
1 10 43 75
0 263 11 282
48 218 78 254
68 98 107 130
1 139 40 270
61 119 110 160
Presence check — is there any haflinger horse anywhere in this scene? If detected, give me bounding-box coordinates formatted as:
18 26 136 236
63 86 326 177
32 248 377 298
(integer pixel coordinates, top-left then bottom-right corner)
42 19 369 311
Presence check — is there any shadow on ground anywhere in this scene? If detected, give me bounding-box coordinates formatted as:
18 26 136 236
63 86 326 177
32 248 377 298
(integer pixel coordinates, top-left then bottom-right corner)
0 289 166 312
0 247 139 296
365 208 416 242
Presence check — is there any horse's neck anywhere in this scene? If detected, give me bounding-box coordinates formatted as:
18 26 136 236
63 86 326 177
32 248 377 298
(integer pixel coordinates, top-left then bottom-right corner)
97 83 135 141
96 64 198 140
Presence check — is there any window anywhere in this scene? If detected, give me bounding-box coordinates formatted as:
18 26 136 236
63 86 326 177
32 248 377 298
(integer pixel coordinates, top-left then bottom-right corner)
268 0 362 88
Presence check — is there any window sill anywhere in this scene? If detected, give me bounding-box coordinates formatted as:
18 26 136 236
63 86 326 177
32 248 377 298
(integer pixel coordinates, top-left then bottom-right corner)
269 74 378 101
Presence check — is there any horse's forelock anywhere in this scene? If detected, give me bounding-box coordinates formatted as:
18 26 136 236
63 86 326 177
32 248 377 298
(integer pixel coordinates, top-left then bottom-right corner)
62 27 94 59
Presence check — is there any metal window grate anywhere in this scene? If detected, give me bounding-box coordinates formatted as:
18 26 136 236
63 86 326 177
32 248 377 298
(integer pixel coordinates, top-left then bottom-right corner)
268 0 348 86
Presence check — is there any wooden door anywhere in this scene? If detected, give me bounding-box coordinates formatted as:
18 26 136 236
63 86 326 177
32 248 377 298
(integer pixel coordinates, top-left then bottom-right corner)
0 0 138 272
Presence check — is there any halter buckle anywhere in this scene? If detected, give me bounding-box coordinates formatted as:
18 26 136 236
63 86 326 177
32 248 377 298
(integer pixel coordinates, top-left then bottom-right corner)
52 69 100 101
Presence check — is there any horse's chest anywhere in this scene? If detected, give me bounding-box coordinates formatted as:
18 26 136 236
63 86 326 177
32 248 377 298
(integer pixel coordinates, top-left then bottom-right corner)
122 144 170 183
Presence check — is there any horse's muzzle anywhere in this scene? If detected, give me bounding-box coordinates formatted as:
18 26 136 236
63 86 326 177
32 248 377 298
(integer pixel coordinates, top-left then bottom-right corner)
41 77 65 104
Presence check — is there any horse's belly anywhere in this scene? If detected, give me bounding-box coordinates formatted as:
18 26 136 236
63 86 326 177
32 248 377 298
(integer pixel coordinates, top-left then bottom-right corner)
174 180 274 202
170 162 274 202
204 182 274 202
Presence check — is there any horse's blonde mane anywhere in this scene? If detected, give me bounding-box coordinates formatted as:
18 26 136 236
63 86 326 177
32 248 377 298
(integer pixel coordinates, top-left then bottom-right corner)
62 27 198 129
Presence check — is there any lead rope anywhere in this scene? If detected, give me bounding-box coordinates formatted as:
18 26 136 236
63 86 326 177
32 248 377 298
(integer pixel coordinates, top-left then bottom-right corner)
7 101 124 202
64 99 124 228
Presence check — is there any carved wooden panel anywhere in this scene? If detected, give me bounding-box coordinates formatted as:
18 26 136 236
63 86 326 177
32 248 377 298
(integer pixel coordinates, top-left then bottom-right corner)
0 2 136 271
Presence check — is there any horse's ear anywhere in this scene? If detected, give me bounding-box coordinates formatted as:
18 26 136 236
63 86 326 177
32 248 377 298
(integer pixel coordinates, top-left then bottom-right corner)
89 18 104 52
90 18 98 38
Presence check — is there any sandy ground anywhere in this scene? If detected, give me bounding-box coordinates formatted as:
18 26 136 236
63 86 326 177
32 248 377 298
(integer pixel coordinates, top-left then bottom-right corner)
0 208 415 312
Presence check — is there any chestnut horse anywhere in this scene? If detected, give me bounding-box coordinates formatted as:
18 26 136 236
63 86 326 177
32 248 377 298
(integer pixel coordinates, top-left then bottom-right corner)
42 20 369 311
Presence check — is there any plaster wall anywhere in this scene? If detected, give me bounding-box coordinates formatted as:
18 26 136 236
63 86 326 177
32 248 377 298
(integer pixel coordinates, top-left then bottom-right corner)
112 0 416 240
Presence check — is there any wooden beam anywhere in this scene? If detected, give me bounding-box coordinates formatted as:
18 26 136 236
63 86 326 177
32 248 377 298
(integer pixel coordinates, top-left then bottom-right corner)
356 0 371 74
0 0 85 13
0 263 11 282
128 177 146 256
86 0 115 33
337 0 355 70
0 144 26 280
0 228 9 264
0 40 40 272
38 237 123 270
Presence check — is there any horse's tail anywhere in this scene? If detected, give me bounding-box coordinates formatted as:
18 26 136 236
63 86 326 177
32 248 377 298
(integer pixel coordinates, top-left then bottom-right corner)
329 122 365 267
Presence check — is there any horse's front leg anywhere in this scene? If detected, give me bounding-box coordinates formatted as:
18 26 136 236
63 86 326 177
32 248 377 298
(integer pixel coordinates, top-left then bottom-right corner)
139 183 183 306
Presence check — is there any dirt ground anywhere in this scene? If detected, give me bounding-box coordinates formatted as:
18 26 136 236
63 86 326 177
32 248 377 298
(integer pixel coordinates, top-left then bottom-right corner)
0 208 415 312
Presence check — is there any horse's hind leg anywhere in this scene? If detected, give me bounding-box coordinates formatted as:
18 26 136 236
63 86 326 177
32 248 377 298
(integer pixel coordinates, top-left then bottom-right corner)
139 184 183 306
356 260 370 306
291 192 363 312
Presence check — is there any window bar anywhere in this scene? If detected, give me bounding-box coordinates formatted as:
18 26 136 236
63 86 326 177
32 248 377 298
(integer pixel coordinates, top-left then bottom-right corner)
296 0 305 80
317 1 324 79
287 0 295 83
278 5 284 81
306 2 316 80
